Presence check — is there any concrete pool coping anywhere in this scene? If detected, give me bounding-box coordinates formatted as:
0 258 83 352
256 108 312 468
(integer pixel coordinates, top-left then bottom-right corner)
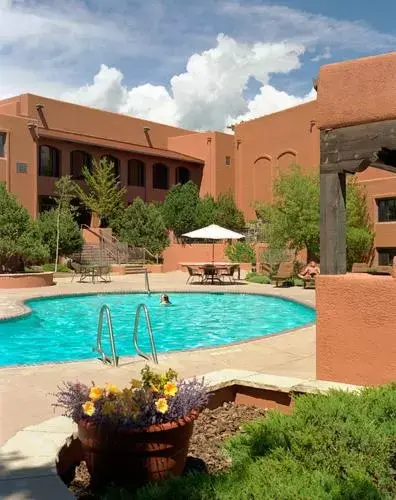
0 369 360 500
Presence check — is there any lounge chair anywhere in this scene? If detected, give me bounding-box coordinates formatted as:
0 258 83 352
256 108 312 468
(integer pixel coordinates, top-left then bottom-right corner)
303 277 316 289
273 262 294 287
69 261 82 282
351 263 369 273
186 266 203 284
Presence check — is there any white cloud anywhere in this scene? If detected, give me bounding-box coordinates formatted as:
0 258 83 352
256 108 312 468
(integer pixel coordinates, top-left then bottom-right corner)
229 86 316 125
311 47 332 62
63 34 307 130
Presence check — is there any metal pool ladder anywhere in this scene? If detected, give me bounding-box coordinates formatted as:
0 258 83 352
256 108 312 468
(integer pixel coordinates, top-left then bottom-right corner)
94 304 119 367
133 303 158 364
144 269 151 296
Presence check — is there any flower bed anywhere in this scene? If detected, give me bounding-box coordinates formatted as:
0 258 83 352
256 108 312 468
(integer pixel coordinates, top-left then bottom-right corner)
0 271 54 288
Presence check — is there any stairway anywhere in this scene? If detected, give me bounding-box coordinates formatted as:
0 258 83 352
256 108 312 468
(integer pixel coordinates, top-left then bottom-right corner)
124 264 148 274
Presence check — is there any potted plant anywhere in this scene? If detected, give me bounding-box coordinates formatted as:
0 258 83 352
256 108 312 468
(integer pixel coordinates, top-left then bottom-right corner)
54 366 208 489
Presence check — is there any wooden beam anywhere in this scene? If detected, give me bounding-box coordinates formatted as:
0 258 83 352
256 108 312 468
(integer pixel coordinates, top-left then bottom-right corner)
320 171 347 275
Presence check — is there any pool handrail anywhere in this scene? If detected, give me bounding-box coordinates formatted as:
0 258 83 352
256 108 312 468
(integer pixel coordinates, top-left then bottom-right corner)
94 304 119 367
133 303 158 364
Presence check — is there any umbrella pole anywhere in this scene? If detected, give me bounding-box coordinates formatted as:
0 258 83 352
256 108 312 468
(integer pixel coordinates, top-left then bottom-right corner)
212 242 215 264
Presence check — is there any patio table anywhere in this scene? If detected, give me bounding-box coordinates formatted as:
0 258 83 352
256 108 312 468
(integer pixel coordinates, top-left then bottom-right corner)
78 265 111 283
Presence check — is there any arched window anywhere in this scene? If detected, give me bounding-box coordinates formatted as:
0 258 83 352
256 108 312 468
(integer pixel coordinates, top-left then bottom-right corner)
277 150 297 170
152 162 169 190
253 155 272 203
128 159 145 187
101 154 120 178
70 150 93 179
39 145 60 177
176 167 190 185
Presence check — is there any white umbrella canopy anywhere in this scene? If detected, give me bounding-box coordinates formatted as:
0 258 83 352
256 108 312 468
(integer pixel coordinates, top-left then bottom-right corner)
182 224 244 263
182 224 244 240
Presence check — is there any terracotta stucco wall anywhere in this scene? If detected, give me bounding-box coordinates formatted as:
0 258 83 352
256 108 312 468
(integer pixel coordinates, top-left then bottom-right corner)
18 94 193 149
317 52 396 129
214 132 235 196
36 138 203 205
0 113 37 216
234 101 319 219
162 242 229 272
316 274 396 385
168 133 215 196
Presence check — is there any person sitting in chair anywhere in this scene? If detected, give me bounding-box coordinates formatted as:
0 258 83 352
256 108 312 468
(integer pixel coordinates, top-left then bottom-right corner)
298 261 320 281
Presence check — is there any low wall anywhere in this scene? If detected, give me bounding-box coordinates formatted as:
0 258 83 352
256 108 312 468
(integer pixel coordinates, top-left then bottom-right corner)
316 274 396 385
0 272 54 288
162 242 267 272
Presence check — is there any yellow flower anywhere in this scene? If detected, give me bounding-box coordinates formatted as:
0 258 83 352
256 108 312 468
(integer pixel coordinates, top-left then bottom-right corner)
155 398 169 414
89 386 104 401
164 382 178 397
105 384 121 396
82 400 95 417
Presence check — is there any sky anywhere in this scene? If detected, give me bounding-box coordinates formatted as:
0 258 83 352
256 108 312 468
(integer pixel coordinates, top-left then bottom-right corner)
1 0 396 131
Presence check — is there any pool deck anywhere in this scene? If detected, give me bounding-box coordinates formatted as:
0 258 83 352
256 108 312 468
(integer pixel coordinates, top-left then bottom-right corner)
0 272 315 498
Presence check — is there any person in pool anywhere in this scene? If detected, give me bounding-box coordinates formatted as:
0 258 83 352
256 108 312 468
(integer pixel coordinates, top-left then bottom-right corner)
160 294 172 305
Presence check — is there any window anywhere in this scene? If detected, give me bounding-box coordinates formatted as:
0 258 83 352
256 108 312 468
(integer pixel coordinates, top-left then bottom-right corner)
16 162 28 173
0 132 6 157
70 150 92 179
39 145 60 177
153 163 169 189
377 248 396 266
101 155 120 178
175 167 190 185
38 195 57 213
225 156 231 166
128 159 145 187
377 198 396 222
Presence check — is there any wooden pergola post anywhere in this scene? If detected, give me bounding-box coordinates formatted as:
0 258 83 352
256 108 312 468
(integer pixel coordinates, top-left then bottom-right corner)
320 171 346 275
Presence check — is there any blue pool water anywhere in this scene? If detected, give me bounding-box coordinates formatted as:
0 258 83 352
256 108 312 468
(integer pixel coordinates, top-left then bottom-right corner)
0 293 315 366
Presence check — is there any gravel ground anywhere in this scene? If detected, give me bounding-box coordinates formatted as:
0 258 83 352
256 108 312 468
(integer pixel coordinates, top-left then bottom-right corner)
70 402 267 498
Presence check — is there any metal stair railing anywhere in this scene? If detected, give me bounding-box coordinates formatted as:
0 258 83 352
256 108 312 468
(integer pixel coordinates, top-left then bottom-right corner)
133 303 158 364
144 269 151 296
93 305 119 366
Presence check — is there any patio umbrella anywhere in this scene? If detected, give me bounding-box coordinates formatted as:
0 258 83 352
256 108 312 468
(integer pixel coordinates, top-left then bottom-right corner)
182 224 244 263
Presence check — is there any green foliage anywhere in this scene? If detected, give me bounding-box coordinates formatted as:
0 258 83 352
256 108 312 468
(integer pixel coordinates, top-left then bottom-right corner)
37 209 83 259
225 241 255 263
127 384 396 500
215 193 245 232
196 194 217 228
52 175 77 210
162 181 200 237
0 184 49 273
41 263 71 273
161 185 244 237
256 167 374 266
256 166 320 260
245 272 271 284
75 157 126 221
118 198 169 255
260 247 294 276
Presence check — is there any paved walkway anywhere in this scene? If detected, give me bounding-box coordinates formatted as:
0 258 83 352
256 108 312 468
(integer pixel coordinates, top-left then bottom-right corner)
0 272 315 447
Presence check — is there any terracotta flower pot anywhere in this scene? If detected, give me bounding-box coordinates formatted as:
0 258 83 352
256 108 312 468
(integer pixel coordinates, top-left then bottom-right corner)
77 411 199 488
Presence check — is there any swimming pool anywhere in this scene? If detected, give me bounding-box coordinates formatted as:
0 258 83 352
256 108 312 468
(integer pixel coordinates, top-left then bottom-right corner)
0 293 315 366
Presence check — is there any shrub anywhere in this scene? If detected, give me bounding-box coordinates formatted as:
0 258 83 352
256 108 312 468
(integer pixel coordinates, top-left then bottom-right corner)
162 181 200 237
225 241 255 263
37 208 83 259
118 198 169 256
245 272 271 284
0 184 49 273
215 193 245 232
129 384 396 500
41 263 71 273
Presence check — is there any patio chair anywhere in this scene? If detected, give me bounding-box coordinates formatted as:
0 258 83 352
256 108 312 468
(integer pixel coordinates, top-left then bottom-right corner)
186 266 203 284
273 262 294 287
219 264 239 283
69 261 82 282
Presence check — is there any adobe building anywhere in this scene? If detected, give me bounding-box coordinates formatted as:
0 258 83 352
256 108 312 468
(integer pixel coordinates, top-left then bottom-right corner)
1 51 396 265
0 94 234 225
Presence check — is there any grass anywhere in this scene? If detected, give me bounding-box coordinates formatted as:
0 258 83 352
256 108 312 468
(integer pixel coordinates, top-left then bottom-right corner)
245 272 271 284
41 263 71 273
104 384 396 499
